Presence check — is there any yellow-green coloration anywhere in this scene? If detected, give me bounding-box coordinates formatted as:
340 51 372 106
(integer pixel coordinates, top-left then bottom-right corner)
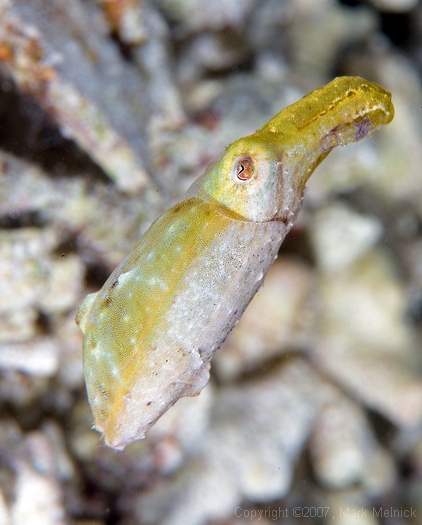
76 77 394 450
78 198 250 440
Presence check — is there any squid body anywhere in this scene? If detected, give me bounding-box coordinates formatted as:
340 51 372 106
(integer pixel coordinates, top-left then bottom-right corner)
76 76 394 450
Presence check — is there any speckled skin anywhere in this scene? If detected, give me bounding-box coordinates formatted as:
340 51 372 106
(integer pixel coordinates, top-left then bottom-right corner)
78 199 286 449
76 77 394 449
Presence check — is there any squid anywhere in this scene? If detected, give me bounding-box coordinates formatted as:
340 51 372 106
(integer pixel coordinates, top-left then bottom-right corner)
76 76 394 450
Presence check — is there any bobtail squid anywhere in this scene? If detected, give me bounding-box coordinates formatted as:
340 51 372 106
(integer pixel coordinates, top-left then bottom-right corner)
76 76 394 450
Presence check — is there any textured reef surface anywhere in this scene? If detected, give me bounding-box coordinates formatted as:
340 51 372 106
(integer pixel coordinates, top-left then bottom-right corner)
0 0 422 524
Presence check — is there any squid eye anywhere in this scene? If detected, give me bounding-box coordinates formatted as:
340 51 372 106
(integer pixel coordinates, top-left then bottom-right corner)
233 155 254 182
